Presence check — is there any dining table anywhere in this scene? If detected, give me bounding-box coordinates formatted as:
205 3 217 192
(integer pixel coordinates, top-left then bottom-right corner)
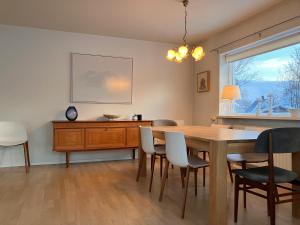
137 125 300 225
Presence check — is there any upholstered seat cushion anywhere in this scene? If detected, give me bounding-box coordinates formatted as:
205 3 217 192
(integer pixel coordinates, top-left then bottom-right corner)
154 145 166 155
188 155 209 168
227 153 268 163
233 166 298 184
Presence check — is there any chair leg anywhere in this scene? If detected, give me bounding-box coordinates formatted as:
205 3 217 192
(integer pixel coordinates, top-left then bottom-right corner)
160 155 163 177
194 168 198 196
234 175 240 223
159 159 169 202
180 167 185 188
182 166 191 219
268 188 276 225
149 154 156 192
25 142 30 167
242 162 247 209
136 152 146 182
227 161 234 183
203 152 206 186
23 143 29 173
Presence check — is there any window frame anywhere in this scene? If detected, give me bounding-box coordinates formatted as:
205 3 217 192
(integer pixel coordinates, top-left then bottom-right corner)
219 27 300 117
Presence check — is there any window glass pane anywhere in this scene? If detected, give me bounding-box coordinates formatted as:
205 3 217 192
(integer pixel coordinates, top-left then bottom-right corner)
231 42 300 115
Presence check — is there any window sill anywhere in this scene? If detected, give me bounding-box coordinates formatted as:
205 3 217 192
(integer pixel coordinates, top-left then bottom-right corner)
217 115 300 121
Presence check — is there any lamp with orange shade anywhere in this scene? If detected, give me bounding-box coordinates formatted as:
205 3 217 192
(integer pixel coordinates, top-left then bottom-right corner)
221 85 241 114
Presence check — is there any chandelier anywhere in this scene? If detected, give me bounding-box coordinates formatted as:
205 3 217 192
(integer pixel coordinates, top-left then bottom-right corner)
166 0 205 63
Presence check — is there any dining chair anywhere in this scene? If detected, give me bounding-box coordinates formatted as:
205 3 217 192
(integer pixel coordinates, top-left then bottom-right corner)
159 131 209 218
0 121 30 173
227 126 269 208
233 128 300 225
152 119 178 127
136 127 166 192
152 119 178 176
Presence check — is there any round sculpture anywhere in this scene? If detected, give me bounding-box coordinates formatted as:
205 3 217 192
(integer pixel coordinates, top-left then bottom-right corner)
65 106 78 121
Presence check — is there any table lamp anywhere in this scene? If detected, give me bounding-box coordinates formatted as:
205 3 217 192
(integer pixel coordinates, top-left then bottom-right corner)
221 85 241 114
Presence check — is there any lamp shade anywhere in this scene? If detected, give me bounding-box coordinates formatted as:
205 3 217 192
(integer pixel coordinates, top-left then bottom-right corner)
222 85 241 100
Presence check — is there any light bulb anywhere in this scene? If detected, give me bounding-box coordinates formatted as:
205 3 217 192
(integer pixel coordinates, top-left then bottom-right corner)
193 46 204 56
193 51 205 61
178 45 188 58
166 49 176 61
175 52 183 63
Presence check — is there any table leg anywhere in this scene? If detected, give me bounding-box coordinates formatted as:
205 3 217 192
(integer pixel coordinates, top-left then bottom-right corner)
292 152 300 217
209 141 228 225
66 152 70 168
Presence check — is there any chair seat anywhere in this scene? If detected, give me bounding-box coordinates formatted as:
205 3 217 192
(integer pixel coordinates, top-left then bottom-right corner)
227 153 268 163
154 145 166 155
0 140 26 146
291 178 300 186
234 166 298 184
188 155 209 168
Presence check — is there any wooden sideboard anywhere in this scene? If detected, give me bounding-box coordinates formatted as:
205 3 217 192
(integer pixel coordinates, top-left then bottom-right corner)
52 120 152 167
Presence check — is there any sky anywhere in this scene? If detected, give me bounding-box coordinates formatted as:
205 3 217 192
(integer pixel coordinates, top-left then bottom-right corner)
238 42 300 81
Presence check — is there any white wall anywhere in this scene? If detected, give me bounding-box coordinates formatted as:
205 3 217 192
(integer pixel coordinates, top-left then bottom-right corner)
193 0 300 126
0 25 193 167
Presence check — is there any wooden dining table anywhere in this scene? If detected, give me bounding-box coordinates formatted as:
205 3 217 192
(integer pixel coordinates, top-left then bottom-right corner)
138 125 300 225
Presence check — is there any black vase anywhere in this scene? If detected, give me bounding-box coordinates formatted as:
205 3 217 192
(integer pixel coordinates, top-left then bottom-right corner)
65 106 78 121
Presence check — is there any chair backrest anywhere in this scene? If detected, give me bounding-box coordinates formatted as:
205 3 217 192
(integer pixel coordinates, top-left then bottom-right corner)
211 124 231 129
0 121 27 145
165 131 189 167
255 128 300 154
152 119 178 127
140 127 155 154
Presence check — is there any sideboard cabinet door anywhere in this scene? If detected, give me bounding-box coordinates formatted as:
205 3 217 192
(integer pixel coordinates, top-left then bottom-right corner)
126 127 139 147
54 129 85 151
85 128 126 149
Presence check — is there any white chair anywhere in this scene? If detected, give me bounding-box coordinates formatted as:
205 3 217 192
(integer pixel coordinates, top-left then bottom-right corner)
152 119 178 176
159 131 209 219
136 127 166 192
0 121 30 172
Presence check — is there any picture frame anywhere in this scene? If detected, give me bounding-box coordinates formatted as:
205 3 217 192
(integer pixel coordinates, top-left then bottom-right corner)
71 53 133 104
197 71 210 93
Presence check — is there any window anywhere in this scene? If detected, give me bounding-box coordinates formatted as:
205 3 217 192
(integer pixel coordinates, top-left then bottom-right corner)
221 31 300 116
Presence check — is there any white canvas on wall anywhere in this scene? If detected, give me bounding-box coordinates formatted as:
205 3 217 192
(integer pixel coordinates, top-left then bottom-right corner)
71 53 133 104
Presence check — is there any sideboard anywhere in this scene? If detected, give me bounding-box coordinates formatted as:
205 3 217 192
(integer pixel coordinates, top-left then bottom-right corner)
52 120 152 167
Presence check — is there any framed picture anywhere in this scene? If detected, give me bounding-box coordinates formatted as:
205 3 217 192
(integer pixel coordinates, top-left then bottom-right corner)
71 53 133 104
197 71 210 92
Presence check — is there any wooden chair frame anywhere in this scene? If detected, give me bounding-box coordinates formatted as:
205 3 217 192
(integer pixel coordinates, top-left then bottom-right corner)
234 132 300 225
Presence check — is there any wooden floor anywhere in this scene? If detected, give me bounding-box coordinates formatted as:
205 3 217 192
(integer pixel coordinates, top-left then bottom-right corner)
0 160 299 225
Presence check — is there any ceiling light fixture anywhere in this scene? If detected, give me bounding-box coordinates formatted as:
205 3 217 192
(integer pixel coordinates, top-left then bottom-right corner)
166 0 205 63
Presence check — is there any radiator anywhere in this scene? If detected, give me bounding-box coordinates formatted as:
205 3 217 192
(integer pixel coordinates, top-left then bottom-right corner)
274 153 292 170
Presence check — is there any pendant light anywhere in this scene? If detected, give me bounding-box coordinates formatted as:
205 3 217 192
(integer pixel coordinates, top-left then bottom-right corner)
166 0 205 63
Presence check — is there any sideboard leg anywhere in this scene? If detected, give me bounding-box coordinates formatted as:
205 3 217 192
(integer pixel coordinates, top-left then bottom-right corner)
132 149 136 160
66 152 70 168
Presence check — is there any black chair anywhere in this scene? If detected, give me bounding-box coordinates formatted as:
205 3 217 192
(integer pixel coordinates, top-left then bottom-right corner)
233 128 300 225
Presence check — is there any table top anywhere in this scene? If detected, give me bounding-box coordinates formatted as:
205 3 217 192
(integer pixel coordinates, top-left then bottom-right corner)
152 126 260 143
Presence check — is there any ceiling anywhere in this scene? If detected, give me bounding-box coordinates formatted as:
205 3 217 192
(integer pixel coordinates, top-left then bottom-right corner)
0 0 283 44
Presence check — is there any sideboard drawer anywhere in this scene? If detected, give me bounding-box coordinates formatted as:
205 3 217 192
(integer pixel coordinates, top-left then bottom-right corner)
54 129 85 151
85 128 126 149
